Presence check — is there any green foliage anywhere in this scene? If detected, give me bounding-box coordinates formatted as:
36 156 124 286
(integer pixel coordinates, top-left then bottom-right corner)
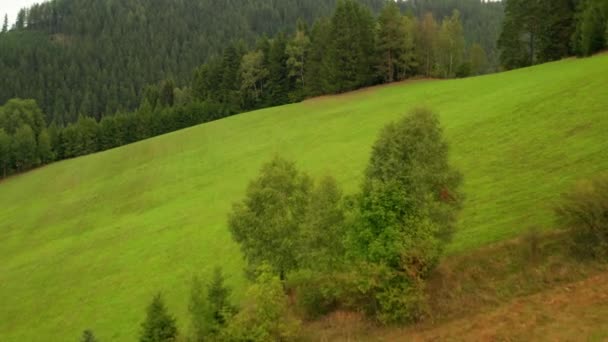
80 329 98 342
286 26 311 101
573 0 608 56
499 0 576 68
0 129 10 177
188 277 210 342
240 50 269 106
1 0 371 122
469 43 489 75
188 268 235 341
376 1 407 83
349 107 461 322
228 156 312 279
11 125 38 171
417 13 440 76
37 129 55 164
555 174 608 259
207 267 235 329
327 0 376 92
222 265 301 342
299 176 347 270
437 10 465 78
139 294 178 342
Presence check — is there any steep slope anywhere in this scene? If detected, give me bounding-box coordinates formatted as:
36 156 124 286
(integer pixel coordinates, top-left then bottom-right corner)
0 55 607 341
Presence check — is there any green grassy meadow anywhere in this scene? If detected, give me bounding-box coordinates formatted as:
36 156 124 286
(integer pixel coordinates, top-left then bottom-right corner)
1 55 607 341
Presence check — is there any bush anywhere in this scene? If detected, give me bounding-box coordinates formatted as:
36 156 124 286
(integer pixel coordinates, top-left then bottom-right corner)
222 265 300 341
555 174 608 259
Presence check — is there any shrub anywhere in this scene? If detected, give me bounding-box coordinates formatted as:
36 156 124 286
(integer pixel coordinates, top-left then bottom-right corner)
222 265 301 341
555 174 608 259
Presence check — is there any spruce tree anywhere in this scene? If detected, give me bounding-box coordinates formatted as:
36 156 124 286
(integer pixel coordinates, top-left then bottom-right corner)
80 329 98 342
139 293 178 342
2 14 8 33
376 1 406 83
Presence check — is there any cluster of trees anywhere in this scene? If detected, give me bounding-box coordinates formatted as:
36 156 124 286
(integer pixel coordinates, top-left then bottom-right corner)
81 266 298 341
193 0 496 114
498 0 608 69
229 108 462 324
0 90 222 179
0 0 386 124
0 0 502 180
79 107 461 341
0 0 504 125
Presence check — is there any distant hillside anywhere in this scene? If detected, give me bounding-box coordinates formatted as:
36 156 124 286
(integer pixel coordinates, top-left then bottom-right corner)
0 0 503 124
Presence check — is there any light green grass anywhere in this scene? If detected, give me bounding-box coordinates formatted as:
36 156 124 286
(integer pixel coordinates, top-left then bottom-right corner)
1 55 607 341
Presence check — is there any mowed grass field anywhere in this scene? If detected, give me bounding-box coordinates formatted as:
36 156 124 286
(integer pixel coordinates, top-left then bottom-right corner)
1 55 607 341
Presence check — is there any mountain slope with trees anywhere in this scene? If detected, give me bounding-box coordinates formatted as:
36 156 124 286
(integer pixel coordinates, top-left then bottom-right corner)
0 54 607 341
0 0 504 125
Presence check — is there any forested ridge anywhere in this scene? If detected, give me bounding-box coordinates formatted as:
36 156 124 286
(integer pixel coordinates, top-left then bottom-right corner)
0 0 503 124
0 0 505 179
0 0 606 180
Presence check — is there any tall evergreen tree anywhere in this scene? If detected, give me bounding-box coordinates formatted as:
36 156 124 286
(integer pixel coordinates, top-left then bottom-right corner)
327 0 375 92
2 14 8 33
265 33 291 106
139 293 178 342
376 2 407 83
305 18 332 96
80 330 98 342
573 0 608 56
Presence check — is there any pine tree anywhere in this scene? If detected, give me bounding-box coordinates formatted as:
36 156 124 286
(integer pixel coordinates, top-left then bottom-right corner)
376 1 406 83
207 267 234 328
80 329 98 342
2 14 8 33
139 293 178 342
305 18 332 96
265 33 291 106
327 0 375 92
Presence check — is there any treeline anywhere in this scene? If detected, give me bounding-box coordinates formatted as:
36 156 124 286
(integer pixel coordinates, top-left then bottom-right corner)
498 0 608 69
0 0 504 125
0 0 498 180
0 0 385 124
191 0 492 112
0 94 222 178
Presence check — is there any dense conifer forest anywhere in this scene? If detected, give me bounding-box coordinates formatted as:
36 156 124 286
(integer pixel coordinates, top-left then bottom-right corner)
0 0 606 180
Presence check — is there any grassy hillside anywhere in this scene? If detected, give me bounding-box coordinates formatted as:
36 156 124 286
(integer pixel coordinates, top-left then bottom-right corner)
1 55 607 341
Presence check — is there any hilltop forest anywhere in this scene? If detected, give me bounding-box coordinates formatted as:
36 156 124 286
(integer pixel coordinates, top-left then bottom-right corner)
0 0 504 124
0 0 606 180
